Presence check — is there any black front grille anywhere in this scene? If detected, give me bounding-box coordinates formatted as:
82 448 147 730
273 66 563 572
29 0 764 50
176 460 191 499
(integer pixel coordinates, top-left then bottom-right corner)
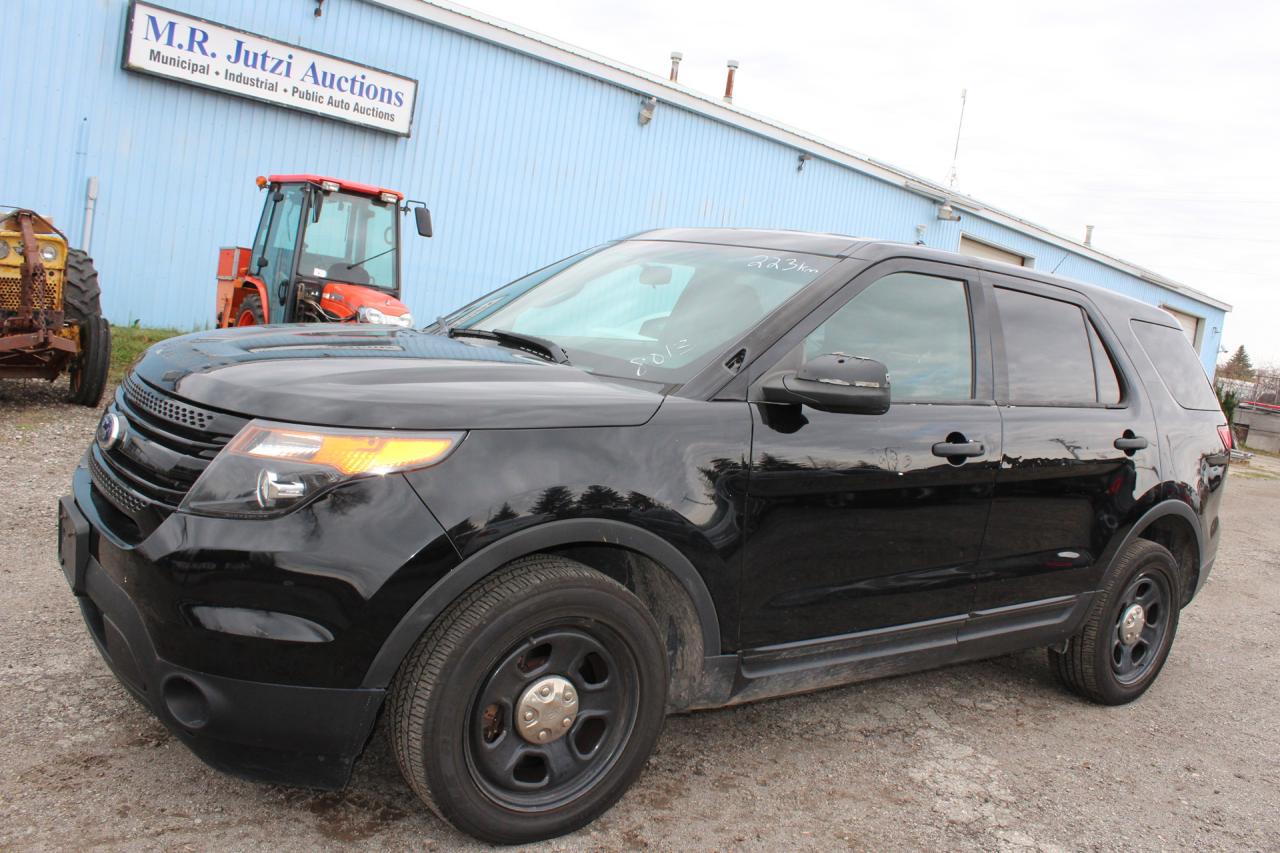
89 451 147 514
89 376 247 530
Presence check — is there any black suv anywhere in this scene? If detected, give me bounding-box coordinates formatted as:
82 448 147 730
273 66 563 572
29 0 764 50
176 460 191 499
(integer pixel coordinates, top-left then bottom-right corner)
59 230 1230 843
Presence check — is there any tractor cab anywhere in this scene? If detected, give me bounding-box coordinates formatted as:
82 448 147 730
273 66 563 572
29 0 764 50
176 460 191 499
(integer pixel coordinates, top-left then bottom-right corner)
216 174 431 328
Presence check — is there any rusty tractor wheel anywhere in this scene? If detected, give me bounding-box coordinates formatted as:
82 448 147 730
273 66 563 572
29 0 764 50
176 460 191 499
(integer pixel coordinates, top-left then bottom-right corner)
237 292 266 326
68 315 110 407
62 249 102 322
64 249 110 407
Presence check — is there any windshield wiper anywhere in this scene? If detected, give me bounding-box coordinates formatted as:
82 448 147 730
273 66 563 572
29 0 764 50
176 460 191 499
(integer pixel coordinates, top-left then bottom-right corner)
447 327 570 364
346 247 396 270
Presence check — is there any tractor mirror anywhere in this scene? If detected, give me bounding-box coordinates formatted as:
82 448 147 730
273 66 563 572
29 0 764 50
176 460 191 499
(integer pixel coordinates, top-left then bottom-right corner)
256 255 268 270
414 206 433 238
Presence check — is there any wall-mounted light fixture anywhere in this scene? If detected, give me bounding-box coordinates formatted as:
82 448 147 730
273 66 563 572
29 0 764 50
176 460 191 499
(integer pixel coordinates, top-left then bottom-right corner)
638 96 657 126
915 224 927 245
936 201 961 221
797 152 812 172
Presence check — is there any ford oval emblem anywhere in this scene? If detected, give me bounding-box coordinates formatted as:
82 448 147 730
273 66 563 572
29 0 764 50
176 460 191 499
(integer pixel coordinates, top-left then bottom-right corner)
96 411 124 451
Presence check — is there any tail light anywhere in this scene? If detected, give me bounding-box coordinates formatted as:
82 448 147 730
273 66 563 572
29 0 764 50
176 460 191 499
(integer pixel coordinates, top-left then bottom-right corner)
1217 424 1234 451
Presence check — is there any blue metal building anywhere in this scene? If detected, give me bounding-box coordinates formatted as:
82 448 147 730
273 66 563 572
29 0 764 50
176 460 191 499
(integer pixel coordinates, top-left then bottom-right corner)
5 0 1229 371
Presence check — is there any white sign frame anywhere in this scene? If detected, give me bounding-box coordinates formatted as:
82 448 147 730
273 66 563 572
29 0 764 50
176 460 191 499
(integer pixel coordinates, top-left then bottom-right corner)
122 1 418 137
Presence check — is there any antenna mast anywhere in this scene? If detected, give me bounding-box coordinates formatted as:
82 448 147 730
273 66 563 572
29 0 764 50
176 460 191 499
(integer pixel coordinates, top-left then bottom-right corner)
947 88 967 190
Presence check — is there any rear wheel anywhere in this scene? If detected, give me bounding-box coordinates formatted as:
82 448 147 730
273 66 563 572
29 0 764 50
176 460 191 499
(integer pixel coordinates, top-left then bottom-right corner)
62 249 102 322
1050 539 1181 705
63 250 110 407
390 556 668 844
236 292 266 326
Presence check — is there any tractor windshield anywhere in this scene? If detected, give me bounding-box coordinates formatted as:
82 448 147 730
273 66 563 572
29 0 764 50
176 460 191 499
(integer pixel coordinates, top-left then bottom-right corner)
298 190 398 290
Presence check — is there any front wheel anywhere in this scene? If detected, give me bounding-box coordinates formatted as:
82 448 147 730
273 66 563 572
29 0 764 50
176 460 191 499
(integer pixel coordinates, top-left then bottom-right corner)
236 292 266 326
1050 539 1181 705
389 556 668 844
68 315 110 407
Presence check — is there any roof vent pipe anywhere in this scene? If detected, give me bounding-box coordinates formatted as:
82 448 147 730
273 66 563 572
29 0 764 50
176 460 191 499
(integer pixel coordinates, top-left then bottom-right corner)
669 51 683 82
1084 224 1094 246
724 60 739 103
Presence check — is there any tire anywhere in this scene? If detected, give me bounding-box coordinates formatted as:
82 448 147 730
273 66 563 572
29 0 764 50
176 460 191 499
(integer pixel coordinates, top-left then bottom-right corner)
68 315 110 407
389 555 668 844
236 292 266 325
1049 539 1181 705
62 248 102 323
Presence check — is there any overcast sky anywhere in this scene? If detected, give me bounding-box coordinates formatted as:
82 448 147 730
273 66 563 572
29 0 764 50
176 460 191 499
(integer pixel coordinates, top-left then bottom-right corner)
461 0 1280 367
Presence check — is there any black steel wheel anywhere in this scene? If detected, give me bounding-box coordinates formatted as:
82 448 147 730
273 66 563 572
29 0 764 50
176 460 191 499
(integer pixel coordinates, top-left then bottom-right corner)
467 625 639 811
390 555 667 844
1110 571 1172 684
1050 538 1182 705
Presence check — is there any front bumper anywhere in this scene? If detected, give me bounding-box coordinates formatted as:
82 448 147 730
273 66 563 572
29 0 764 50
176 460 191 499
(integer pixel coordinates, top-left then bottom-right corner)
58 491 385 789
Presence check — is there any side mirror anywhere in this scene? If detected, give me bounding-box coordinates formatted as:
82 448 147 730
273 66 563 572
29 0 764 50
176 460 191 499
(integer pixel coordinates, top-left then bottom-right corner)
414 206 433 238
761 353 890 414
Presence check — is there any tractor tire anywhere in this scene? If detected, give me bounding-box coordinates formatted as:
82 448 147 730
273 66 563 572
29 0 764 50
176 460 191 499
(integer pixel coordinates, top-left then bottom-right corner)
62 249 102 322
63 249 110 407
68 315 110 407
236 292 266 326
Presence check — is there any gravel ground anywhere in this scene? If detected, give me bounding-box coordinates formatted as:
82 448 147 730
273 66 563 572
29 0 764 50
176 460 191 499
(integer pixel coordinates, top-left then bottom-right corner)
2 379 1278 851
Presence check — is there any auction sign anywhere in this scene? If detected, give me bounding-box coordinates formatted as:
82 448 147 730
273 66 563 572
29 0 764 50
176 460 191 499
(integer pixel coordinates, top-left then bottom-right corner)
122 2 418 136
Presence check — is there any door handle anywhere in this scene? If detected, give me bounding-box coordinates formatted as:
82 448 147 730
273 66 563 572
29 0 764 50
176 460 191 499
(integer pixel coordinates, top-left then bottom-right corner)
1114 435 1149 451
932 440 985 458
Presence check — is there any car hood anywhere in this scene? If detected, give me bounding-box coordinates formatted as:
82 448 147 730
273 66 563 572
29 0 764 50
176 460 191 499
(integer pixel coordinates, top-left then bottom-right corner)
133 325 665 430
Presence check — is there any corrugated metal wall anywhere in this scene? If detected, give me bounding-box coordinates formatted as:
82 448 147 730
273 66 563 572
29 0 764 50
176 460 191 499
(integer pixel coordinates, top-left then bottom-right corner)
4 0 1224 371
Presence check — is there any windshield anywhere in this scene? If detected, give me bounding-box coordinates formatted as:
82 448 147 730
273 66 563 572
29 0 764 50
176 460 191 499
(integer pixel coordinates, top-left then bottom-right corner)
299 190 398 289
460 240 833 384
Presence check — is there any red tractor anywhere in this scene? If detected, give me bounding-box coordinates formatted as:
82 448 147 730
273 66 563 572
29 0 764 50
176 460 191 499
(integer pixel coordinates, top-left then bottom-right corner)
216 175 431 328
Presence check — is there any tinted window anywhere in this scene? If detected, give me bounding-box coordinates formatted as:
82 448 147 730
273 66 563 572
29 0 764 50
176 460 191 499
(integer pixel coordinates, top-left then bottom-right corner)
1132 320 1221 410
996 287 1096 403
1086 320 1122 405
806 272 973 400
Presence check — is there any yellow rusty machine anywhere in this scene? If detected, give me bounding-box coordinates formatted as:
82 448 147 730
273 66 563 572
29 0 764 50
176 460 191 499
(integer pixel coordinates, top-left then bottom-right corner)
0 209 110 406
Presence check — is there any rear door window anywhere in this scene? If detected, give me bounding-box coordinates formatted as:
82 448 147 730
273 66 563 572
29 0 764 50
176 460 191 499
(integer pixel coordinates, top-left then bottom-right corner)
1086 320 1122 405
1131 320 1220 410
995 287 1097 403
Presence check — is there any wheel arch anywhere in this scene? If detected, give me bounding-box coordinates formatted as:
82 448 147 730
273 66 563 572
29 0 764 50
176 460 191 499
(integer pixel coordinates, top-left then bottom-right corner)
1110 500 1204 606
362 518 724 704
226 278 270 326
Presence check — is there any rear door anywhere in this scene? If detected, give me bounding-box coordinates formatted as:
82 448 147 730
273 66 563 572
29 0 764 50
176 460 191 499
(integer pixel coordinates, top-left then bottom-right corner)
739 259 999 648
978 274 1161 611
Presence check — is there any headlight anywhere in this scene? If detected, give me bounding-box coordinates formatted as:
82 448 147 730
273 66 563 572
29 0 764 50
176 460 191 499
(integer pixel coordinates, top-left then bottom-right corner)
180 420 464 518
357 306 414 327
39 243 59 263
0 242 8 260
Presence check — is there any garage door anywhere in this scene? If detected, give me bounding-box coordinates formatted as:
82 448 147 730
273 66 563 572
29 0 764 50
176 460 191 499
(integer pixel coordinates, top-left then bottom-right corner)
959 235 1026 267
1161 306 1202 347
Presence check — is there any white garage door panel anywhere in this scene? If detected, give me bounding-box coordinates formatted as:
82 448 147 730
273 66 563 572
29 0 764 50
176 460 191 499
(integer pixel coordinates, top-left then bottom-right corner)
1162 306 1202 346
959 236 1025 267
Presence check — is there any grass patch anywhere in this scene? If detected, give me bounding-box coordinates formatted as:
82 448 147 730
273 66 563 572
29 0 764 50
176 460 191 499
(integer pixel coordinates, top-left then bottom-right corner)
110 325 184 382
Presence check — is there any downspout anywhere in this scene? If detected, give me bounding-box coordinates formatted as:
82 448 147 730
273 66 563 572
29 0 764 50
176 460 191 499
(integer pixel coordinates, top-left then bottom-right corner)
81 176 99 254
